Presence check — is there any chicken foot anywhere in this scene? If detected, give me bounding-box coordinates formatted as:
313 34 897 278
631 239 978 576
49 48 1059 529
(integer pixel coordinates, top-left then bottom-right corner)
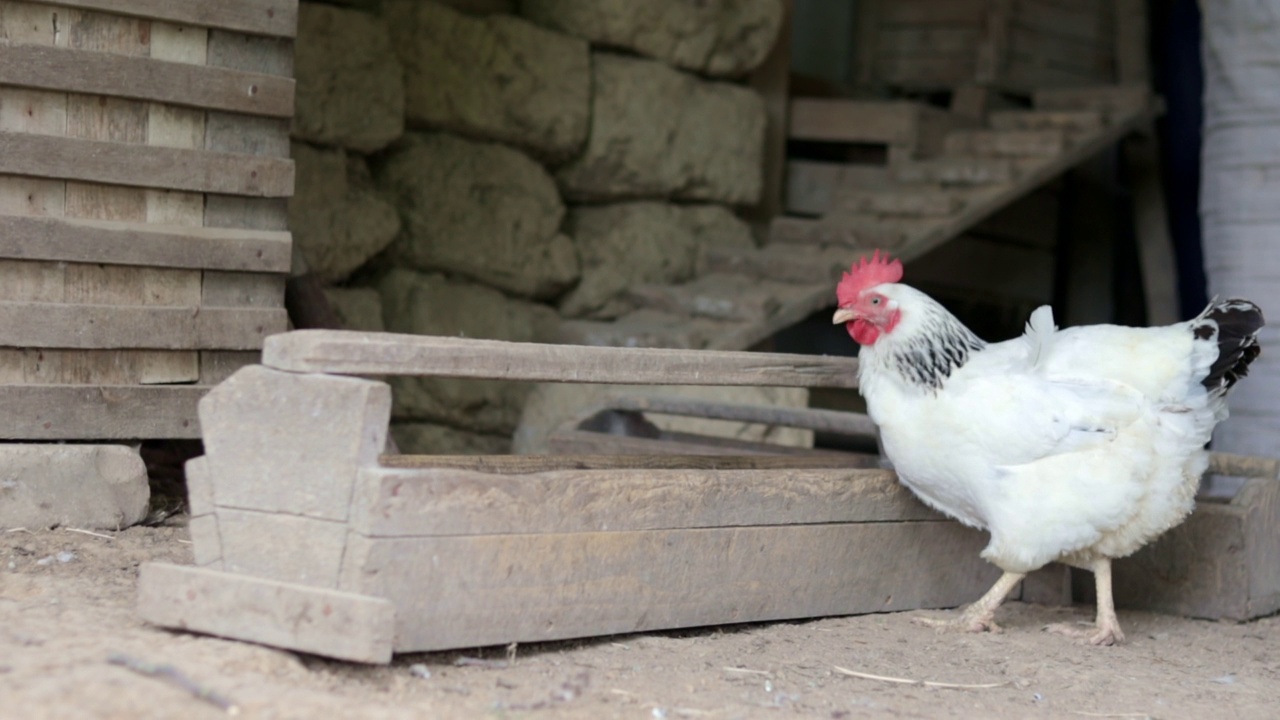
1044 558 1125 646
914 571 1025 633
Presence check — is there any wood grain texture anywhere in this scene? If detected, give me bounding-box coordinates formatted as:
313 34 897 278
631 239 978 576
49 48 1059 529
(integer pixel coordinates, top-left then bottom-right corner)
0 383 205 438
350 465 936 537
0 214 291 271
546 427 859 458
0 131 294 196
38 0 298 38
378 453 879 474
0 44 293 117
0 348 197 385
601 395 879 438
0 301 286 349
262 330 861 388
0 259 199 305
342 522 1000 653
137 563 394 666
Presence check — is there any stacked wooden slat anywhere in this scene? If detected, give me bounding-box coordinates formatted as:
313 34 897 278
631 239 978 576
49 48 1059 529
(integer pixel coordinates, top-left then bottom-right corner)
858 0 1117 93
0 0 295 440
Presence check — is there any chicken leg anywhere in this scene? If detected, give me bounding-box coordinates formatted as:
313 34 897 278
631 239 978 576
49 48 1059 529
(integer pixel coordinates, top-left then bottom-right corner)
1044 558 1125 646
914 571 1025 633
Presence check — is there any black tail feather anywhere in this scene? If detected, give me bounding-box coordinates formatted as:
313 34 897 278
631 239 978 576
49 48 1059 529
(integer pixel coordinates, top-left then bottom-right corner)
1193 298 1265 393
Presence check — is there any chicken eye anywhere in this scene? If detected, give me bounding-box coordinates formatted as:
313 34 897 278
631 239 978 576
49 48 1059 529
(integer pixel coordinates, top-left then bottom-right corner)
871 297 881 305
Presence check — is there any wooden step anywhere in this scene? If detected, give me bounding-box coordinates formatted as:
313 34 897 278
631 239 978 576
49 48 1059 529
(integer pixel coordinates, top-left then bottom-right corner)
788 98 976 158
988 110 1104 133
832 187 966 217
944 129 1066 158
1033 85 1150 117
785 160 894 216
699 244 854 285
770 215 934 249
892 157 1018 186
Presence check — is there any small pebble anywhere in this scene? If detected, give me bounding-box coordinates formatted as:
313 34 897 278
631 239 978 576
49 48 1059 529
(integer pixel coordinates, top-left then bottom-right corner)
56 551 75 563
408 663 431 680
1211 674 1237 685
1033 693 1044 702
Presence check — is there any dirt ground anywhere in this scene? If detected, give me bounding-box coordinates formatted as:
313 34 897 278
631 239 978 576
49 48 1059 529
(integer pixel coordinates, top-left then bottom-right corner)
2 523 1278 720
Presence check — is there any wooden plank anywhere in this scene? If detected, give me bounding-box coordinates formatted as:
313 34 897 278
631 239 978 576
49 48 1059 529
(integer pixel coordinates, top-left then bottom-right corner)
1114 0 1148 84
852 0 883 90
0 44 293 117
201 271 286 308
547 426 847 458
352 466 931 538
0 259 200 305
1033 85 1150 117
1209 452 1280 480
345 522 1001 653
880 0 986 26
877 53 976 89
600 395 879 438
0 348 198 384
988 110 1104 133
834 188 965 217
137 563 393 665
885 95 1157 265
974 0 1012 84
944 129 1067 157
785 160 892 217
0 214 291 271
878 27 977 56
788 99 918 145
769 215 931 249
1009 26 1111 77
0 383 205 438
199 350 260 384
40 0 298 38
1014 0 1110 44
892 157 1018 185
0 131 294 196
0 302 286 349
377 453 878 474
261 330 862 388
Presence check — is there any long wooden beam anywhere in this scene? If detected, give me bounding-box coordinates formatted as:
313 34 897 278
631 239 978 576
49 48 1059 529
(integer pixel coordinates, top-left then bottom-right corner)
262 330 862 388
38 0 298 38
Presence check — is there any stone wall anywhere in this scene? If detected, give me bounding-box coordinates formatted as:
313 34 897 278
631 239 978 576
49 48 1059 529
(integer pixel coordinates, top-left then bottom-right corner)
290 0 785 453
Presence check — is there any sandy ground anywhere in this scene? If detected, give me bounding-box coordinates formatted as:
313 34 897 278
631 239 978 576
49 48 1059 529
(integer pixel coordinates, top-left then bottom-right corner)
2 523 1279 720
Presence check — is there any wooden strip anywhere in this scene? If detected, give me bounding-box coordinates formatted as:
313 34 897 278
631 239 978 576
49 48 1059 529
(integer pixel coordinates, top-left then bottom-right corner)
0 259 199 304
943 129 1066 157
547 426 856 458
262 330 862 388
0 214 291 271
1209 452 1280 480
788 99 919 145
0 348 197 384
201 271 286 308
345 522 1000 653
0 383 205 438
377 454 877 474
137 563 393 665
0 302 286 349
0 131 294 196
40 0 297 38
351 466 932 537
603 395 879 438
0 44 293 117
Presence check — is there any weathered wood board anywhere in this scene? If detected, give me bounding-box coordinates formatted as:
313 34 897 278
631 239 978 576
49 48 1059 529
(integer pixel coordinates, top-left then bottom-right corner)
0 0 295 440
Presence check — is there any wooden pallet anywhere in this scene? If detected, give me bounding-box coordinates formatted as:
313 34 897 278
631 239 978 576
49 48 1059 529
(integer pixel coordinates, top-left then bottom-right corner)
0 0 296 440
135 330 1079 663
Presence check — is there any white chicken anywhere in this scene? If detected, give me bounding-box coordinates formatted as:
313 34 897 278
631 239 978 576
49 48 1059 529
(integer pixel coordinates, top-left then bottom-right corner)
832 251 1264 645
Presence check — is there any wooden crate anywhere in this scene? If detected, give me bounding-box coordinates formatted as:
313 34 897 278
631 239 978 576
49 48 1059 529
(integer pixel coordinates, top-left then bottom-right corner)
136 331 1072 663
857 0 1116 93
0 0 295 440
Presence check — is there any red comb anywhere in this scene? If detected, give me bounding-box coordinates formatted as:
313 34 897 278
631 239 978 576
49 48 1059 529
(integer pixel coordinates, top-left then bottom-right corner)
836 250 903 305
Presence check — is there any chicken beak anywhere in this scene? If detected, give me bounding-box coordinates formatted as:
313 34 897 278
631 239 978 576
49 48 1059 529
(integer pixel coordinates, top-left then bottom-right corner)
832 307 857 325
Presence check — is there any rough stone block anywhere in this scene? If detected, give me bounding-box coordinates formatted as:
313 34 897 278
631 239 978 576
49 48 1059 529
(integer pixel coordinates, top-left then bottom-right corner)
556 53 765 204
522 0 784 76
378 132 580 299
0 445 148 530
289 142 400 283
294 3 404 152
559 202 755 319
376 268 560 433
385 0 590 160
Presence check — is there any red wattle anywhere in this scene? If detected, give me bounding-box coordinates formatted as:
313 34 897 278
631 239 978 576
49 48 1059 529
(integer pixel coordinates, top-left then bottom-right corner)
849 319 880 345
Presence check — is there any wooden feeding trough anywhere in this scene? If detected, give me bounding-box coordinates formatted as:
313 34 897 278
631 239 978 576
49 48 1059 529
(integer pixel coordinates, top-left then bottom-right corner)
136 330 1056 663
137 331 1280 663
